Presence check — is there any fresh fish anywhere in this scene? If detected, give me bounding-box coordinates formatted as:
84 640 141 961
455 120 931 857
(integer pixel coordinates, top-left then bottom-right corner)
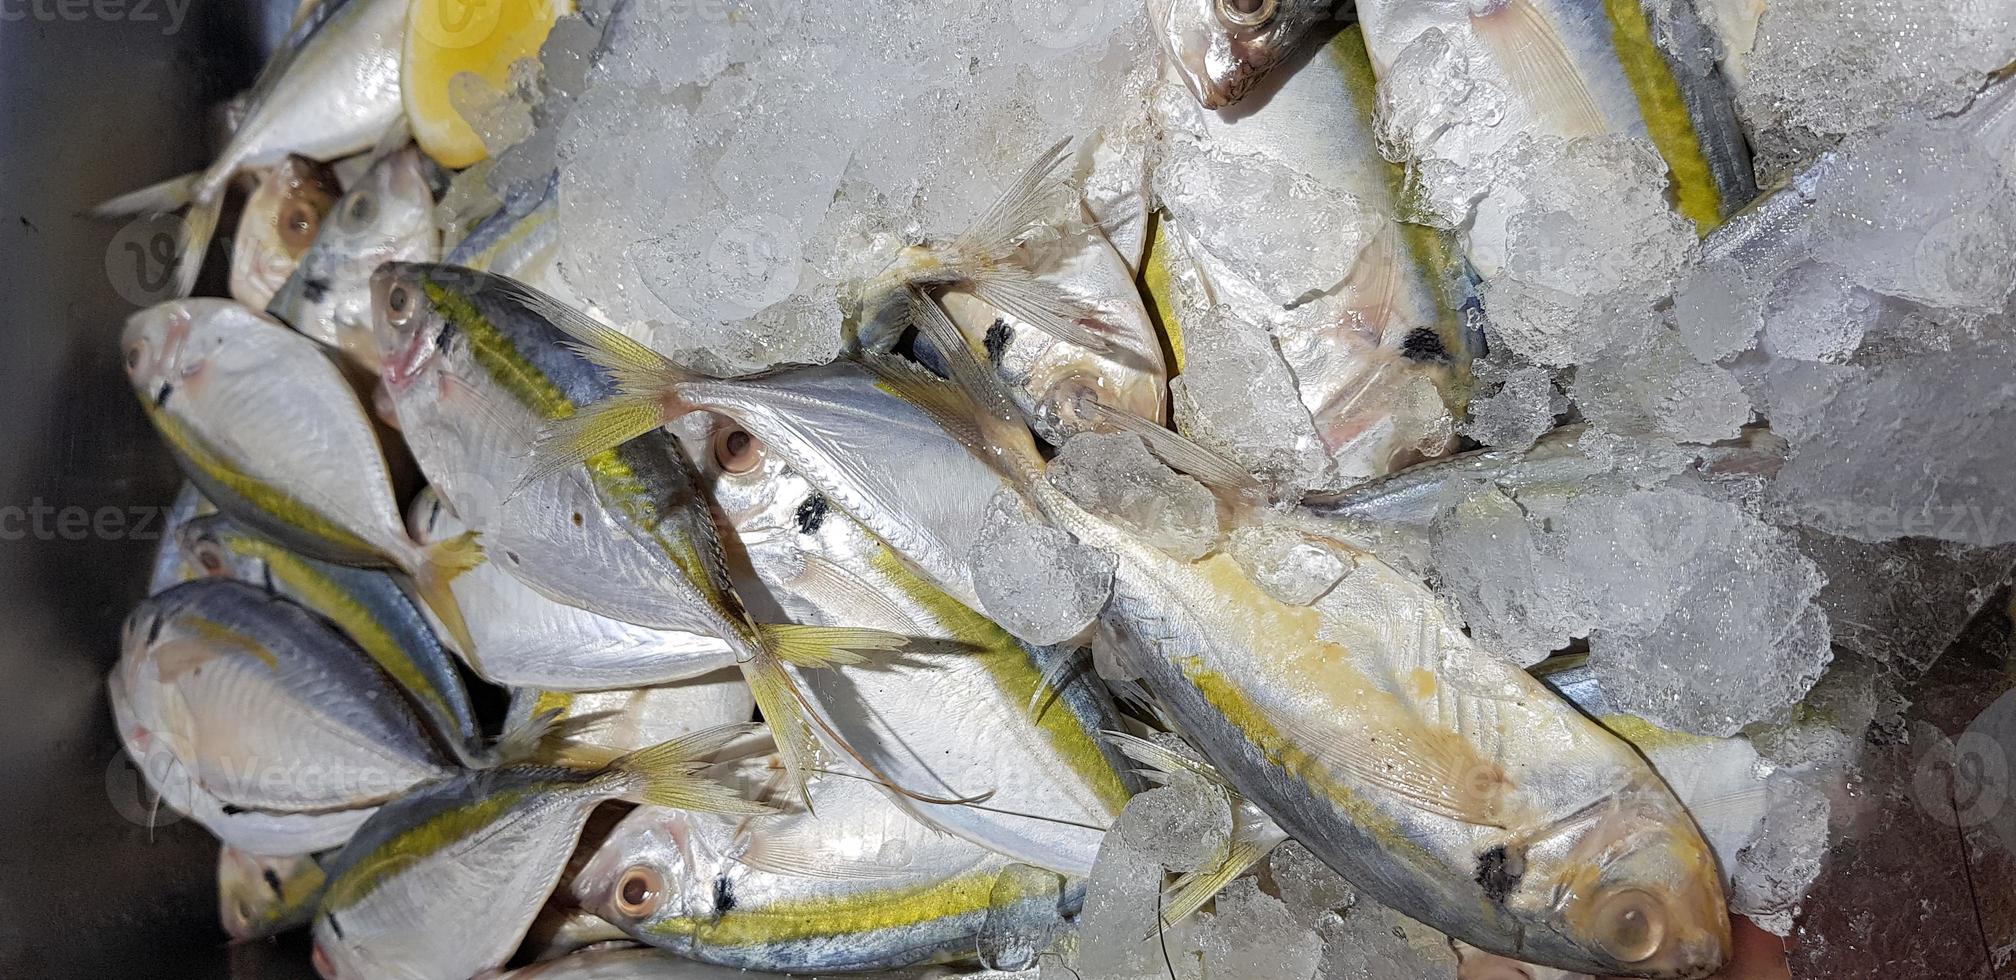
1147 0 1344 108
406 487 737 690
147 483 216 595
311 725 769 980
699 414 1139 875
503 669 756 756
121 299 482 658
109 659 377 855
901 308 1733 978
859 143 1168 446
117 579 454 814
371 265 900 803
176 513 487 766
1150 26 1474 490
91 0 409 296
1354 0 1756 248
573 761 1074 974
497 947 1037 979
218 847 328 941
445 170 574 300
230 155 343 311
269 145 440 373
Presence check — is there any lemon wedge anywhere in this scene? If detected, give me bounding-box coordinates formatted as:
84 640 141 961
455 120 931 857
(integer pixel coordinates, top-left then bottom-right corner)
403 0 570 169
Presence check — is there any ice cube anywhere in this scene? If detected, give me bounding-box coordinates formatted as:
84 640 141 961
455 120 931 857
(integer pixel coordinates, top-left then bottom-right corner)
1371 27 1505 230
971 490 1114 647
1728 769 1832 936
1315 894 1459 980
1066 773 1232 980
1170 308 1336 497
1225 523 1350 607
1266 841 1355 928
1050 432 1220 561
1191 877 1324 980
1800 532 2016 672
1761 261 1877 363
1459 355 1562 450
1673 255 1766 363
1571 333 1752 444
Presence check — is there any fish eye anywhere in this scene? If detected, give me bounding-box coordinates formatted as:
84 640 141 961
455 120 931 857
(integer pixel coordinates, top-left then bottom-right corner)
345 192 376 228
1591 887 1667 963
124 344 144 372
281 202 321 253
712 426 763 475
384 284 413 325
613 865 664 918
1215 0 1277 29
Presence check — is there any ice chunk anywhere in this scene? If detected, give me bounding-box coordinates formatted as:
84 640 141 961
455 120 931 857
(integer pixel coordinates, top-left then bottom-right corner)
1266 841 1355 928
1571 333 1752 444
1728 769 1831 936
1459 356 1561 450
1673 255 1766 362
1050 432 1220 561
1427 488 1564 667
1763 345 2016 547
449 60 539 160
1800 532 2016 672
1191 877 1323 980
971 491 1114 647
1315 894 1459 980
1225 523 1350 607
1371 27 1506 230
1118 772 1232 875
1478 137 1700 367
1761 261 1876 363
1065 770 1233 980
1170 309 1335 497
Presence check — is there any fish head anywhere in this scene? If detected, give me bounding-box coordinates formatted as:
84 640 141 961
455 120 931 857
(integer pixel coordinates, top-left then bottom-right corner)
573 804 728 941
231 155 343 309
175 515 268 583
121 300 222 408
690 415 834 580
1147 0 1341 109
1512 780 1732 978
274 146 440 368
371 262 462 394
218 848 324 942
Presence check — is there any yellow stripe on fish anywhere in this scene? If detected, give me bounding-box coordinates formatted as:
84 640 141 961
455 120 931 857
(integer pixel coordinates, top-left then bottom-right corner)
1601 0 1725 233
148 405 379 560
641 863 1022 949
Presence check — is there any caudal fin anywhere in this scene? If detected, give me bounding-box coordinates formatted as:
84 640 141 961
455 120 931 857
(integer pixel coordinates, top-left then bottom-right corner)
410 530 484 667
92 172 218 298
607 722 775 815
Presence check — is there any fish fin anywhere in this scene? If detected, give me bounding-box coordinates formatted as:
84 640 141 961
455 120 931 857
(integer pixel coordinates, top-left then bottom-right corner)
516 393 666 493
1153 832 1282 934
740 652 826 814
754 623 907 668
608 722 775 815
1281 713 1511 829
961 268 1113 354
1105 730 1229 788
1072 397 1267 505
734 832 905 881
962 137 1076 264
92 171 199 217
93 171 220 298
1025 647 1089 721
791 554 922 635
487 273 685 393
481 706 563 767
411 530 484 665
855 352 995 469
1472 0 1608 138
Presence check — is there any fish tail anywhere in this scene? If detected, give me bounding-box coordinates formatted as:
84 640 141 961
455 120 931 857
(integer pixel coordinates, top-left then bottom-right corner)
411 530 483 664
606 722 774 815
948 138 1113 354
740 651 827 813
755 623 908 667
478 703 563 767
93 171 218 298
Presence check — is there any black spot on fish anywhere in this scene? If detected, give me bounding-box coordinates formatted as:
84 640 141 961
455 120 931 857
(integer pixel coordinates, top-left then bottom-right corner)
712 875 736 913
262 868 285 897
1475 845 1522 905
144 616 165 647
220 804 245 815
326 912 344 939
793 493 828 535
1400 327 1449 364
153 382 174 409
301 276 331 303
984 318 1013 363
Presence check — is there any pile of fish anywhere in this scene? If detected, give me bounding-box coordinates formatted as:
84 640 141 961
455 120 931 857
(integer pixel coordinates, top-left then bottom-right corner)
95 0 2016 976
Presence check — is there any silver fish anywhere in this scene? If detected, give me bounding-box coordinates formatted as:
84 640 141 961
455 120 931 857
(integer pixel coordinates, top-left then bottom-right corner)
229 154 343 311
176 513 487 765
498 946 1037 979
147 483 216 594
373 265 899 803
699 415 1139 875
269 145 441 373
1147 0 1345 108
92 0 409 296
573 761 1071 974
503 669 756 756
121 298 481 658
311 726 768 980
408 487 738 691
117 579 454 814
